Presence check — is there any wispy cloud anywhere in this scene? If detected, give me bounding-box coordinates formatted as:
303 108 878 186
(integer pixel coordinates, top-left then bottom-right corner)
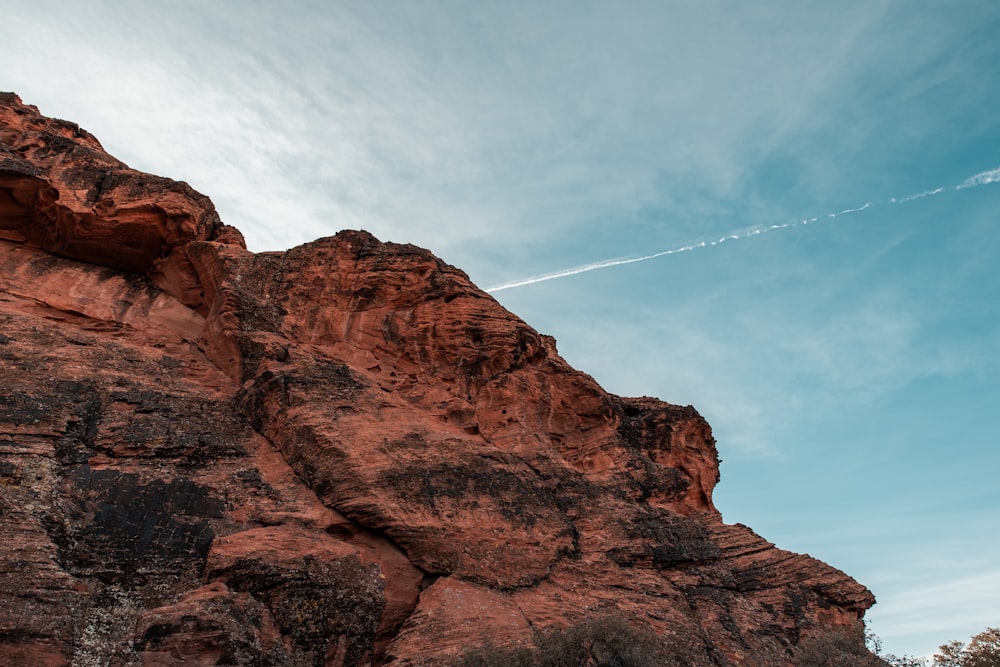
1 1 923 260
868 563 1000 657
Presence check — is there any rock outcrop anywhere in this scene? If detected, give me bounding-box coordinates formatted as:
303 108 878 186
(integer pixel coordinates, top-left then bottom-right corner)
0 93 877 666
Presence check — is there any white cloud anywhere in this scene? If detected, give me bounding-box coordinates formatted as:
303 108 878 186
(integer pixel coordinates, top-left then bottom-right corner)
5 0 946 261
868 565 1000 656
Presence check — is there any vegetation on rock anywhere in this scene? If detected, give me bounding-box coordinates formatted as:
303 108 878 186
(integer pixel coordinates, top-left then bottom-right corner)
453 616 683 667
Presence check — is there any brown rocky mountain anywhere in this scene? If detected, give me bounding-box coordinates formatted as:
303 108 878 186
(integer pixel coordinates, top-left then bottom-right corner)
0 93 877 666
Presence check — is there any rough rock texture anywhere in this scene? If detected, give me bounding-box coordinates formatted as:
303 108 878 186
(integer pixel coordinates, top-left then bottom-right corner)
0 93 877 666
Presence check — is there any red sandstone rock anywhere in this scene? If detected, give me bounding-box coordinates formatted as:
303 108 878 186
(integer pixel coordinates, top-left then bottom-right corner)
0 93 877 666
135 582 285 666
0 92 238 275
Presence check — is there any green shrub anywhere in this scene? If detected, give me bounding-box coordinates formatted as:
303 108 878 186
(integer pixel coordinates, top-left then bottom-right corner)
453 638 536 667
793 625 885 667
454 616 679 667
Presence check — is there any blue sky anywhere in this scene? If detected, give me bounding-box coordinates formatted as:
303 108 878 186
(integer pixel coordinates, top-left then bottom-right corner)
3 1 998 658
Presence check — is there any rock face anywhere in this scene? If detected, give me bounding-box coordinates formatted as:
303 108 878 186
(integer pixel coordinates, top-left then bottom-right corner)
0 93 877 666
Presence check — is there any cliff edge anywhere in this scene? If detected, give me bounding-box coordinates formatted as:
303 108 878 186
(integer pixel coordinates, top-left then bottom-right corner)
0 93 875 666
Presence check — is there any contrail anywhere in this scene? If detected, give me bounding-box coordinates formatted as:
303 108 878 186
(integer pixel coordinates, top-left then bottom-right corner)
890 187 944 203
957 166 1000 189
486 165 1000 293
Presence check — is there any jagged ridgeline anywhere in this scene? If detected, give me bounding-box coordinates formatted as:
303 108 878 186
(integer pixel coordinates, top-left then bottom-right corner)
0 93 876 666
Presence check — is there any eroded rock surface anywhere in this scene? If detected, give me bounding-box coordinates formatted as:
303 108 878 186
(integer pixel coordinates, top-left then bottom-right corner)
0 93 876 666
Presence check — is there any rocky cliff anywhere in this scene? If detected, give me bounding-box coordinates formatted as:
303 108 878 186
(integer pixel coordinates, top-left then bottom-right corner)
0 93 876 666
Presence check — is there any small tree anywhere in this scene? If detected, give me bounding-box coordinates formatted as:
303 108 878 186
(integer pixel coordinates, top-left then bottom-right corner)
865 625 927 667
933 628 1000 667
867 629 929 667
935 641 966 667
883 654 930 667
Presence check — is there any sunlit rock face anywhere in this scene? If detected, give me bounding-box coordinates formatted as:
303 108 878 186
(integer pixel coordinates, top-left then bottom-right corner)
0 93 875 666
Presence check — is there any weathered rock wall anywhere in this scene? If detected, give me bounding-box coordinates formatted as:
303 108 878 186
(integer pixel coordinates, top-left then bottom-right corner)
0 93 875 666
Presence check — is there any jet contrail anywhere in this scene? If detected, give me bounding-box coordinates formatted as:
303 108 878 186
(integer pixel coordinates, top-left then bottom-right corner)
957 166 1000 189
890 187 944 203
486 165 1000 293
